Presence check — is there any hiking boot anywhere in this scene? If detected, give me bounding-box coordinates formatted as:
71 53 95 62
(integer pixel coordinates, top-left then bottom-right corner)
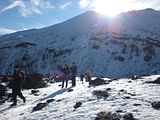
10 103 17 106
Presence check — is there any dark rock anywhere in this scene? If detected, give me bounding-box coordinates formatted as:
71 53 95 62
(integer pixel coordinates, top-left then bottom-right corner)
110 113 121 120
88 98 96 101
151 101 160 109
68 88 74 92
54 49 72 58
73 102 82 109
0 98 6 104
92 90 109 99
106 88 111 91
132 109 138 112
92 42 100 49
144 55 152 62
15 42 36 48
46 99 55 103
114 56 125 62
133 103 141 106
111 78 117 81
121 103 127 106
116 110 123 113
89 77 106 86
95 111 120 120
105 82 110 84
119 89 125 92
33 94 39 96
23 73 47 89
147 77 160 84
128 93 136 96
56 99 63 102
0 76 7 82
32 102 48 112
154 77 160 84
124 96 131 99
123 113 135 120
49 80 55 83
95 111 108 120
31 89 40 94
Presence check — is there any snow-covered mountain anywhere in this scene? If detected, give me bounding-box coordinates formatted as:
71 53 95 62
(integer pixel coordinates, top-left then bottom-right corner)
0 8 160 77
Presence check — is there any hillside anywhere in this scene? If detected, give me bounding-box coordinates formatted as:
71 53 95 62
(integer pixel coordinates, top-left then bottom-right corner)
0 75 160 120
0 9 160 77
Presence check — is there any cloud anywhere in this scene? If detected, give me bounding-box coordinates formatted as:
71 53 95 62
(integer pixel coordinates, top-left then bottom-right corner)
0 28 17 35
148 0 160 9
0 0 55 17
131 0 160 9
0 0 21 13
59 2 72 10
79 0 91 8
78 0 160 11
133 0 156 2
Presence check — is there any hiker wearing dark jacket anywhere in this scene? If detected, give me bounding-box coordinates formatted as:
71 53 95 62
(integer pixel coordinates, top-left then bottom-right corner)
11 65 26 106
0 84 6 98
70 62 77 87
62 64 70 88
80 73 84 84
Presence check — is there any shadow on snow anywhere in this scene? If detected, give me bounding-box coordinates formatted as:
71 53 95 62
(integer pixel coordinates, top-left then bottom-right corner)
36 87 72 102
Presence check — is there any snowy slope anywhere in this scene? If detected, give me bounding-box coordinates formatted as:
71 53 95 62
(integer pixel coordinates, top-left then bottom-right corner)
0 9 160 77
0 76 160 120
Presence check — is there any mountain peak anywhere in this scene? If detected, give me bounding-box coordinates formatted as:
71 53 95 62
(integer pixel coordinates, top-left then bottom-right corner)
0 9 160 76
80 10 100 17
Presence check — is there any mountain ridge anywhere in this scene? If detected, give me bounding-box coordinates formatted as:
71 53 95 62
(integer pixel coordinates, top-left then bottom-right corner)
0 8 160 77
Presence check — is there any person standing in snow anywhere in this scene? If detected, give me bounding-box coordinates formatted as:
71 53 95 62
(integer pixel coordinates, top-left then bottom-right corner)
70 62 77 87
62 64 70 88
10 65 26 106
80 73 84 84
85 69 92 82
0 84 6 98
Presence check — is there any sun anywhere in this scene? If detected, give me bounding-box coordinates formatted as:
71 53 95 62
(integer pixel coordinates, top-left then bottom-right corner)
92 0 132 17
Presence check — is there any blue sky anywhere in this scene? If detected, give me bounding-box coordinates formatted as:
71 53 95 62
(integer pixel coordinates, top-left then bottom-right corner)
0 0 160 35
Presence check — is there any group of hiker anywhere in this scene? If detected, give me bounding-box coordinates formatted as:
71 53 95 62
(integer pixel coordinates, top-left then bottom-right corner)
0 62 92 106
61 62 77 88
54 62 92 88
